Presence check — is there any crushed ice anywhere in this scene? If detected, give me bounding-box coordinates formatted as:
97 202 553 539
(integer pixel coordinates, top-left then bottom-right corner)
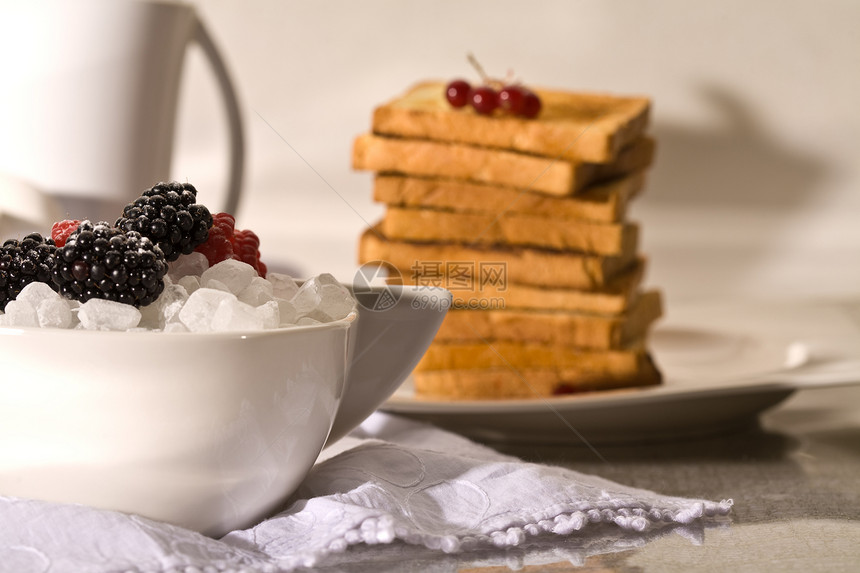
0 253 356 332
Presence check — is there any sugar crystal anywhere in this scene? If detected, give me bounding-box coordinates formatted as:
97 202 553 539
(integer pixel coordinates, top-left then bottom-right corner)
162 322 189 333
179 288 237 332
2 300 39 327
291 279 322 316
256 300 280 329
15 282 61 307
167 251 209 281
238 276 275 307
12 282 74 328
139 283 188 330
319 283 355 320
268 272 299 300
177 275 200 295
211 298 264 332
78 299 142 331
276 299 299 326
316 273 340 286
203 278 231 293
37 297 74 329
200 259 257 295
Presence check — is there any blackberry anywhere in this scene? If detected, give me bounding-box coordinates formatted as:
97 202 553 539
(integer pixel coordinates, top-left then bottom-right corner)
51 221 167 307
0 233 58 311
116 181 213 262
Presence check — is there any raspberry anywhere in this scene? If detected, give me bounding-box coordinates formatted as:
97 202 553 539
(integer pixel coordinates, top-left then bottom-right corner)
0 233 58 311
194 213 267 277
51 219 81 248
116 181 213 262
51 221 167 307
195 213 235 268
232 229 266 277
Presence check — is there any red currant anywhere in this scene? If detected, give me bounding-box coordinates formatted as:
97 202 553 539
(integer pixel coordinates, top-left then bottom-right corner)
470 86 499 115
498 85 526 115
445 79 471 108
521 89 542 119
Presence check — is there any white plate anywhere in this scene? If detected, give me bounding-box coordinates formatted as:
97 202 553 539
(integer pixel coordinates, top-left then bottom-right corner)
381 300 860 444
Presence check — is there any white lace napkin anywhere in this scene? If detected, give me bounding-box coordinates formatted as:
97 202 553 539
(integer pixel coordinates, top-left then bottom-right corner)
0 413 731 573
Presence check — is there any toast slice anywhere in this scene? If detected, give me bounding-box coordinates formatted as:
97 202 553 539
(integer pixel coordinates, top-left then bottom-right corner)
415 338 650 374
373 171 645 223
381 207 639 256
441 260 645 314
435 290 662 350
352 133 655 196
358 227 637 290
371 81 651 164
412 358 662 399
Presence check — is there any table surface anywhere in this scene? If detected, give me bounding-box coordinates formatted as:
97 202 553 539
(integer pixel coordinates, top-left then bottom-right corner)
332 384 860 573
493 385 860 573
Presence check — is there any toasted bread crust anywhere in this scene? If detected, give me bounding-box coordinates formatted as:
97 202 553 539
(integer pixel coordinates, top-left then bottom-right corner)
373 172 645 223
435 290 662 349
372 81 651 164
438 261 646 314
381 207 638 255
353 134 655 196
358 227 637 290
416 336 650 372
412 356 662 400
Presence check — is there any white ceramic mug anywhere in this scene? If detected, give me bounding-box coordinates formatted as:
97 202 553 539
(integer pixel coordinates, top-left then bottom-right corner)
0 0 244 224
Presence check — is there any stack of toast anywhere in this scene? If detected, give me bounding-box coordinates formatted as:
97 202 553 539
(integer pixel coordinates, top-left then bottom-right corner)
353 81 663 399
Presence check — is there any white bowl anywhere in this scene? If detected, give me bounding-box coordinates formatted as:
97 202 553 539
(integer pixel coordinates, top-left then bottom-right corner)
0 284 450 536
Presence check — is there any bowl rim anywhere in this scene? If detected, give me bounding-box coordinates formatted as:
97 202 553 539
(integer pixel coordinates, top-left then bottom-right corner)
0 281 453 339
0 309 357 340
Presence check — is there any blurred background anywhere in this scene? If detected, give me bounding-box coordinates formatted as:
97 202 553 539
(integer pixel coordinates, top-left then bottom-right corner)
2 0 858 304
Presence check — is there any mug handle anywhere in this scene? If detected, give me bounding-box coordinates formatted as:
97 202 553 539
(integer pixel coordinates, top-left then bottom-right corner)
325 285 452 446
192 18 245 216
